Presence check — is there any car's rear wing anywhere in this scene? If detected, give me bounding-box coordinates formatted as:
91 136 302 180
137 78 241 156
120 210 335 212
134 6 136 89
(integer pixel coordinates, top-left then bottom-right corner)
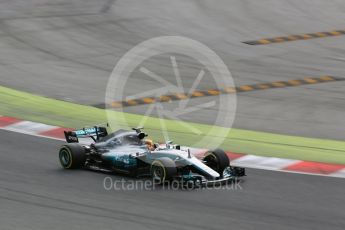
64 126 108 143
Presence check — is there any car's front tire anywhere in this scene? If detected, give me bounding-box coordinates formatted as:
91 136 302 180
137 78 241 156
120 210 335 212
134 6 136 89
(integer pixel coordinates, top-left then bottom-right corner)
150 157 177 184
203 149 230 177
59 143 86 169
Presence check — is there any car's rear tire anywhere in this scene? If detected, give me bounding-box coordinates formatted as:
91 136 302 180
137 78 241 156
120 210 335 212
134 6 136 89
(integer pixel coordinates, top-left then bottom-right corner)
150 157 177 184
203 149 229 177
59 144 86 169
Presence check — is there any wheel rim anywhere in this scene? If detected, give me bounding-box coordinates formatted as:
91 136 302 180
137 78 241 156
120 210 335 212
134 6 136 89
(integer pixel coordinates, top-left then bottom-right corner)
152 165 165 182
59 149 71 167
205 154 219 171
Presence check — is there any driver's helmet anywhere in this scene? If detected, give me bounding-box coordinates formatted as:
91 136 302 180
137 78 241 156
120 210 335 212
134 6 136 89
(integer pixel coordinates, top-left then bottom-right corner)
145 139 155 150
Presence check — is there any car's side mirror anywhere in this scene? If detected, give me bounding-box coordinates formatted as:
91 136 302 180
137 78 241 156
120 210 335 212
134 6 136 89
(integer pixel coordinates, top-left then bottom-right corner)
137 132 147 139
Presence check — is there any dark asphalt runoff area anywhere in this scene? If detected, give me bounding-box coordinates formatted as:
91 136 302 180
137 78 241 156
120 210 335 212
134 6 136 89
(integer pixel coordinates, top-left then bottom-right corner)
1 129 344 230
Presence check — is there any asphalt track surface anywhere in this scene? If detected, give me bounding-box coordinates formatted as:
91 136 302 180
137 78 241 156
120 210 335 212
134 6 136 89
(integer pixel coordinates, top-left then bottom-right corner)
1 129 345 230
1 0 345 140
1 2 345 229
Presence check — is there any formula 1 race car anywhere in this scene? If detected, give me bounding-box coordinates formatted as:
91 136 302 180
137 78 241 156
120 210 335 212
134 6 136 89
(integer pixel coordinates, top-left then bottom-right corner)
58 126 245 186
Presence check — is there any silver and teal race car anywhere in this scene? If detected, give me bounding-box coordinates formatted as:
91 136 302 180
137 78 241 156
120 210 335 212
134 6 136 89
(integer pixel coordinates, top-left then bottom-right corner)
58 126 245 186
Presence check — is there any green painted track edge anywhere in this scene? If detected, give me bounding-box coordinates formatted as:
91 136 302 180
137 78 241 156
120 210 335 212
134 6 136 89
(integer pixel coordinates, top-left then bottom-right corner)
1 85 345 164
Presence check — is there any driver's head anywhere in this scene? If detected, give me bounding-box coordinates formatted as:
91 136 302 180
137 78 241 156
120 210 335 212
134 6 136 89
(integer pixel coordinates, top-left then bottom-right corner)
145 139 155 150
